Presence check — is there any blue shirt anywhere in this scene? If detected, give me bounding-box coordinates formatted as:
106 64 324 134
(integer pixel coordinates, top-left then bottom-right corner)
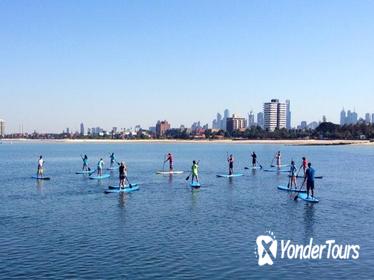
305 167 315 182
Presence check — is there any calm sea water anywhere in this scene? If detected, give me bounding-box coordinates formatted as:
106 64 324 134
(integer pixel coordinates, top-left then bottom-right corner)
0 142 373 279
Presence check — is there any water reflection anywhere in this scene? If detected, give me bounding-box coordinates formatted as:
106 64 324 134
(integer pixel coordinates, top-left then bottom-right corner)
118 192 127 209
303 203 316 238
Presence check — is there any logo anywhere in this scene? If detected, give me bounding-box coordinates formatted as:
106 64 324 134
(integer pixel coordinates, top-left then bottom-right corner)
256 231 277 266
255 231 360 266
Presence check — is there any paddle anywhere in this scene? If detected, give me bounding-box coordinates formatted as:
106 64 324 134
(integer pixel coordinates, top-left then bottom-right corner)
293 181 306 201
89 169 97 176
270 153 276 167
162 154 166 172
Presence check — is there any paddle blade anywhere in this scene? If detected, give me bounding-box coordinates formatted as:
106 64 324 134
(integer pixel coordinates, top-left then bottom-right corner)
185 176 190 181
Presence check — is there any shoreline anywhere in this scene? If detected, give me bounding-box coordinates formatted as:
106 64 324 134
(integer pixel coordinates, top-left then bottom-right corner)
1 138 373 146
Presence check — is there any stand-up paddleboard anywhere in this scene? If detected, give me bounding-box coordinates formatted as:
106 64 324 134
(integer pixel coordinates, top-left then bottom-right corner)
89 174 110 180
216 173 244 178
297 193 319 203
107 167 118 171
190 182 201 188
263 169 289 173
105 184 139 193
156 171 184 175
271 164 289 168
244 166 262 170
277 185 306 193
288 175 323 179
75 170 93 174
32 176 51 180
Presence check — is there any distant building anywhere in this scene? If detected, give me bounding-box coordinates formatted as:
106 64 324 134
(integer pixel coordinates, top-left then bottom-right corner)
365 113 371 124
263 99 286 131
307 121 319 130
191 121 202 131
156 120 171 137
80 123 85 136
223 109 230 130
0 119 5 136
340 108 346 125
322 115 327 123
257 112 264 128
66 128 70 134
372 113 374 124
226 114 247 133
248 111 255 128
299 121 307 129
286 99 291 129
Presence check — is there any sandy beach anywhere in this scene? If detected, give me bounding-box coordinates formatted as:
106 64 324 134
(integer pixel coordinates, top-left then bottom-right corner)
1 138 373 145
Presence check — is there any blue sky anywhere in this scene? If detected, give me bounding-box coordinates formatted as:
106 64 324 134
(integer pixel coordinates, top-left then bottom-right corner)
1 0 373 133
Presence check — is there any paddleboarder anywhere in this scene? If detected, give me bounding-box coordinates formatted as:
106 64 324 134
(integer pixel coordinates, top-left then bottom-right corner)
303 162 315 198
119 162 128 188
227 154 234 175
37 155 44 178
81 154 89 171
275 151 281 167
97 158 104 176
164 153 173 172
251 152 257 167
191 160 199 184
289 160 297 188
299 157 308 175
110 153 116 168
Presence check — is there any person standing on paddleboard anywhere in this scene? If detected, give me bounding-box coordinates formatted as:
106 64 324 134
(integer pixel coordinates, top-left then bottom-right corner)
97 158 104 176
251 152 257 167
299 157 308 175
37 156 44 178
81 155 89 171
275 151 281 167
110 153 116 168
119 162 128 188
227 154 234 175
191 160 199 183
289 161 297 189
164 153 173 172
303 162 315 198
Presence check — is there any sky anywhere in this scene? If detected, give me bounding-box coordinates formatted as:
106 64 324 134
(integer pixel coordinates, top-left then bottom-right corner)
1 0 374 133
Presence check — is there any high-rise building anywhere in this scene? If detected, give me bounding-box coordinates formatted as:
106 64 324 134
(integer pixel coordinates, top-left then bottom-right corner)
286 100 291 129
80 123 85 135
263 99 286 131
217 113 223 129
226 114 247 133
340 108 346 125
0 119 5 137
257 112 264 128
156 120 171 137
223 109 230 130
322 115 327 123
248 111 255 128
365 113 371 124
372 113 374 124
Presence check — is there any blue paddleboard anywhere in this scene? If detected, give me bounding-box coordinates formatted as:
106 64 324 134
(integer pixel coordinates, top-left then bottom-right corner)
263 169 289 173
32 176 51 180
89 174 110 180
277 185 306 193
75 170 93 174
156 171 184 175
107 167 118 171
216 173 244 178
105 184 139 193
190 182 201 188
297 193 319 203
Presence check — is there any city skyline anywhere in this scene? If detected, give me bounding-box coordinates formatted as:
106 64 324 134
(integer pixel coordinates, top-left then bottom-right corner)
1 1 374 133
